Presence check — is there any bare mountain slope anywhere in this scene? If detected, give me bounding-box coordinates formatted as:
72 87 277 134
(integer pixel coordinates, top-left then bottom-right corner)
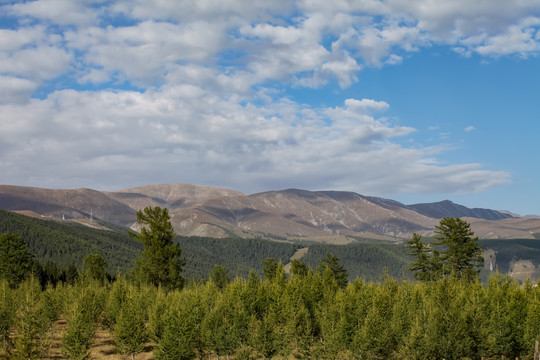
467 217 540 239
0 184 537 241
0 185 135 226
409 200 513 220
109 183 244 210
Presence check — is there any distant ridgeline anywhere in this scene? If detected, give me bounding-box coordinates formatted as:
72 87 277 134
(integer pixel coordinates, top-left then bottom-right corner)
1 209 540 283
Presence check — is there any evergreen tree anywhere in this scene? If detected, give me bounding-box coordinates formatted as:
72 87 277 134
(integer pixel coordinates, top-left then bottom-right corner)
262 258 279 281
317 253 348 288
0 279 16 356
12 277 49 360
102 276 128 330
154 290 205 360
353 277 398 359
209 265 230 290
0 233 35 288
433 217 484 281
523 286 540 358
406 233 434 282
132 206 185 290
62 285 105 360
290 259 310 278
113 287 148 360
82 253 107 283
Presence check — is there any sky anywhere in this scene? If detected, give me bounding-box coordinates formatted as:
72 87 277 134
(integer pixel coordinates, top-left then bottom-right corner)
0 0 539 215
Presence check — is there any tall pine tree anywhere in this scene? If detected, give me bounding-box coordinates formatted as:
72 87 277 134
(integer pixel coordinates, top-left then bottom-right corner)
132 207 184 290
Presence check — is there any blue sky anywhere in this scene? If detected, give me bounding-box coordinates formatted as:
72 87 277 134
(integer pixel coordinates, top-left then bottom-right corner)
0 0 539 215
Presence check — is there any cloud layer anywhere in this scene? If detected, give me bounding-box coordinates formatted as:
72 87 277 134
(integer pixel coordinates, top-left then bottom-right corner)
1 0 530 194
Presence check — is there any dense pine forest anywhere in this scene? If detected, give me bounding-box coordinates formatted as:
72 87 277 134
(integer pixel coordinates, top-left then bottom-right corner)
1 207 540 359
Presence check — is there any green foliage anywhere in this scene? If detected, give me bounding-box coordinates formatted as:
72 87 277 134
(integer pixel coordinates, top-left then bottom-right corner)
102 276 129 330
407 218 484 283
302 242 412 282
179 236 300 279
209 265 230 290
262 257 279 281
290 259 310 278
62 285 105 360
112 286 148 359
0 233 36 287
0 279 16 355
132 206 185 290
154 290 205 360
433 217 484 281
1 268 540 359
82 253 107 283
317 253 348 288
407 233 436 282
0 209 141 273
11 277 50 360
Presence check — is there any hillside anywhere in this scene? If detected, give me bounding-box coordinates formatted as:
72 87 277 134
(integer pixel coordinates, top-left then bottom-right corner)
408 200 514 220
2 183 536 241
2 208 540 282
0 208 140 273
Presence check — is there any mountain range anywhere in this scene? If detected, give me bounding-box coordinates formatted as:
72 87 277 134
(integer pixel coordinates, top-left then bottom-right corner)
1 183 539 242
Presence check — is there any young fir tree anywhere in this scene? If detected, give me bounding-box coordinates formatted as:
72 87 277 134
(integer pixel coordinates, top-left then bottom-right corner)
102 276 128 330
154 290 205 360
290 259 310 278
62 285 104 360
523 287 540 359
0 278 16 356
317 253 348 289
202 292 242 359
261 258 279 281
82 253 107 283
12 277 49 360
132 206 185 290
113 287 148 360
209 265 230 290
406 233 435 282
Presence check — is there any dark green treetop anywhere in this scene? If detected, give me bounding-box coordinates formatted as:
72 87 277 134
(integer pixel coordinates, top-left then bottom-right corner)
262 257 279 281
83 253 107 283
290 259 310 278
406 233 442 282
209 265 230 290
317 253 348 288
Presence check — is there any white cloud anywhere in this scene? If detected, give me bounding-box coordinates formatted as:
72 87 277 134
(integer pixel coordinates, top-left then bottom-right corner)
0 0 525 195
475 17 540 56
0 76 38 104
0 46 72 80
5 0 100 26
465 125 476 132
0 87 509 195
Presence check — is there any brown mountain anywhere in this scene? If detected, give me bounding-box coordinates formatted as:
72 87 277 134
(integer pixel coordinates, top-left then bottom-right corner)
0 185 136 226
0 184 537 242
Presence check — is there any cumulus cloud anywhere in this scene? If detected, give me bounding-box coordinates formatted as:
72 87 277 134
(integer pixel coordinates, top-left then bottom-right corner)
0 0 524 195
0 87 509 194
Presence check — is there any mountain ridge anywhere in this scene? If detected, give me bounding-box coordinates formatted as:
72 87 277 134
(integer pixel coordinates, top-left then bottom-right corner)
0 183 538 242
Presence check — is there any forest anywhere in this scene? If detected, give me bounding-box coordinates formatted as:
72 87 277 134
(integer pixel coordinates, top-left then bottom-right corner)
1 207 540 359
2 208 540 282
